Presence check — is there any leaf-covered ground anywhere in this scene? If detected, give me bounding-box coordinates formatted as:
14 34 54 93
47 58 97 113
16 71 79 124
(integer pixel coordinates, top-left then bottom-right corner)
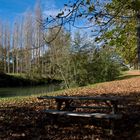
0 71 140 140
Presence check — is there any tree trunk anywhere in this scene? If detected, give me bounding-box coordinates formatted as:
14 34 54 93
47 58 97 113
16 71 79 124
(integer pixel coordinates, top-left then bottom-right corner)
137 12 140 69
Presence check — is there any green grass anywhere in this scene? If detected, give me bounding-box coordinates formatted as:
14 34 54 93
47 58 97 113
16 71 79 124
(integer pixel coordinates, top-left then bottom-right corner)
0 75 123 102
7 73 26 78
1 70 140 103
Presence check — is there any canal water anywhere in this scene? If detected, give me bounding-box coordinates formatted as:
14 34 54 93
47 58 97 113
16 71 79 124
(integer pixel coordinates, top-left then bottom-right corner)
0 84 60 98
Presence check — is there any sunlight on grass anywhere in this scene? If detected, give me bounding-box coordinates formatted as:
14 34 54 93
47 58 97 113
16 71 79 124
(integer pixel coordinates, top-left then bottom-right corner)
1 70 140 104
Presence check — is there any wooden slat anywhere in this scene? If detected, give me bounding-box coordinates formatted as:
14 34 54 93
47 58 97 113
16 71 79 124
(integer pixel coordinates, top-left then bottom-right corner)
44 110 122 119
38 96 123 101
70 106 111 109
38 96 136 102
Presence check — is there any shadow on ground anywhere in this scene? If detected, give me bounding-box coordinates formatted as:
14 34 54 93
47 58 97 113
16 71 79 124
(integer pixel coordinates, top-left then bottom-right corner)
117 74 140 80
0 97 140 140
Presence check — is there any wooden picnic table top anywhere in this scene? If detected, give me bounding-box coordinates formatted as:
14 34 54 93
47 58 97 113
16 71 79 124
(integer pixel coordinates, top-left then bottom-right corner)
38 95 133 102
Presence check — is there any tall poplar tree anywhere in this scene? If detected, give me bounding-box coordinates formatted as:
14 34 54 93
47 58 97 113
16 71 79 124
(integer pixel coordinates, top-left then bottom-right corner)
33 1 44 76
23 10 33 74
46 27 71 88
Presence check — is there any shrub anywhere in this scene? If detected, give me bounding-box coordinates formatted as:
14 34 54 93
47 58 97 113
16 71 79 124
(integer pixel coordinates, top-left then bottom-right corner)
69 47 121 87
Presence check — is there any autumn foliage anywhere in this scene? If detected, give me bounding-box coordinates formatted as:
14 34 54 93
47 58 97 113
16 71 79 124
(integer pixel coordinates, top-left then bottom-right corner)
0 71 140 139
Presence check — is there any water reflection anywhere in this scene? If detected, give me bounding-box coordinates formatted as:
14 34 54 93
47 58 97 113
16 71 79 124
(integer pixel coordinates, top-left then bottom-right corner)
0 84 60 98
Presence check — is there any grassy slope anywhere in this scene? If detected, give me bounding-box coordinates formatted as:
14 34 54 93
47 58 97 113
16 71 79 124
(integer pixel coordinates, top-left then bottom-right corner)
0 71 140 140
40 70 139 98
0 70 140 105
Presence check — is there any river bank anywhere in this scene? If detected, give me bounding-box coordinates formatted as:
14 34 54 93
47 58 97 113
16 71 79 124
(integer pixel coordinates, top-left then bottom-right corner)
0 72 140 139
0 73 62 87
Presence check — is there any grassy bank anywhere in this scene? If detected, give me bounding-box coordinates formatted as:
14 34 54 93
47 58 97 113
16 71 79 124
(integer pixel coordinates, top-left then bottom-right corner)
0 73 62 87
0 71 140 140
1 70 140 105
0 71 140 139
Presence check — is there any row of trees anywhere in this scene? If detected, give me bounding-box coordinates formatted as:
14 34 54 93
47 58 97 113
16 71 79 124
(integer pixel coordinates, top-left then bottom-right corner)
0 0 126 87
45 30 121 87
0 2 44 75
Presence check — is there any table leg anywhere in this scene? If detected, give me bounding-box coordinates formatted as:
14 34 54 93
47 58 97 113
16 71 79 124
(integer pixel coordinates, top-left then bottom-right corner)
56 100 63 110
109 119 114 135
55 99 73 110
111 101 118 114
64 99 73 111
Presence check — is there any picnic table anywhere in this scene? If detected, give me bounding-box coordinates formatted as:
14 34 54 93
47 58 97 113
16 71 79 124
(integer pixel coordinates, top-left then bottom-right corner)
38 95 129 135
38 96 124 114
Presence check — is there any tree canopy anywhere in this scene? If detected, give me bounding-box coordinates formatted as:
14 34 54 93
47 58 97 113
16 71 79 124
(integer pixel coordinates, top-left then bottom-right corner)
43 0 140 66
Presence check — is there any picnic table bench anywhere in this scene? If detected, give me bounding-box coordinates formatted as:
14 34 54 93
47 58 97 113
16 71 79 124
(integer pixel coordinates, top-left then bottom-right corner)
37 95 134 135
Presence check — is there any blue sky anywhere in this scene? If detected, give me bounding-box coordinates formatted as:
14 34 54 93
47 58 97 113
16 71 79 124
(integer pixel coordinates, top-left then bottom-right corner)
0 0 93 38
0 0 68 22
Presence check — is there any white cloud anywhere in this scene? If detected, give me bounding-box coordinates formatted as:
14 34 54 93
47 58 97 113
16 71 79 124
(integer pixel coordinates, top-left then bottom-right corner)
43 9 60 17
42 0 56 9
41 0 60 17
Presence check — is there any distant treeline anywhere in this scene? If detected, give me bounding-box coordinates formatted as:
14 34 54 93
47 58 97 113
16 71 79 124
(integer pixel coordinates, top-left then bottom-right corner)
0 1 126 88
